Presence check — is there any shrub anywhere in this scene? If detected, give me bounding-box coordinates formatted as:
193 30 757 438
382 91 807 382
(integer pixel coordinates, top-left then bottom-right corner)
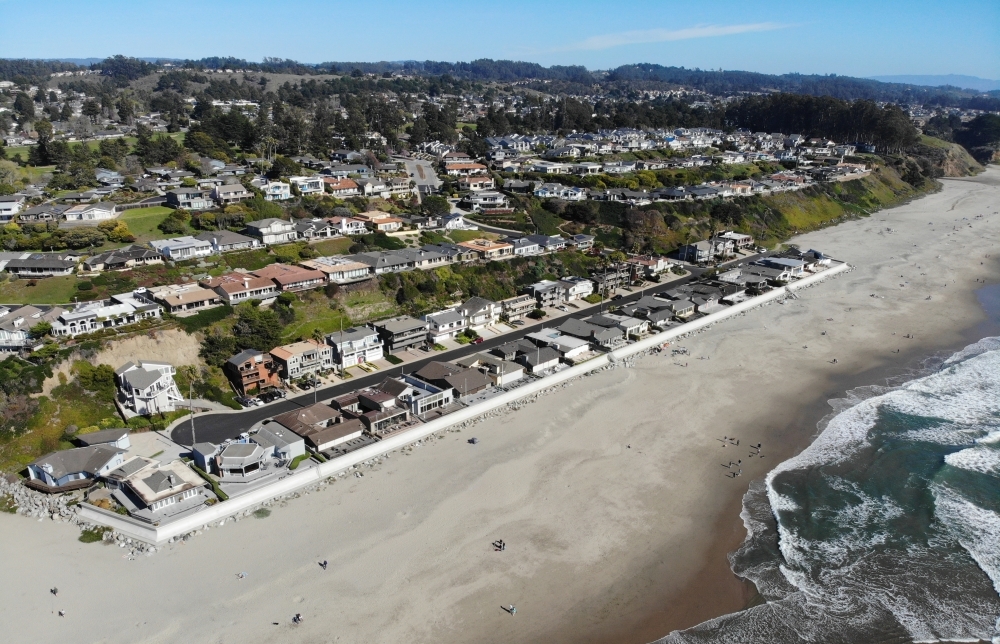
289 453 311 470
76 281 93 291
78 526 111 543
253 508 271 519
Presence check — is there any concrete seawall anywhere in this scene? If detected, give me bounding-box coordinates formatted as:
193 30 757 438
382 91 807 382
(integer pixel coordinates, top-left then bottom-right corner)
78 261 850 544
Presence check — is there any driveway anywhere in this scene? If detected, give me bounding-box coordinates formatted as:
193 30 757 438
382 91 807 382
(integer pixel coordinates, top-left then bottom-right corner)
397 157 441 196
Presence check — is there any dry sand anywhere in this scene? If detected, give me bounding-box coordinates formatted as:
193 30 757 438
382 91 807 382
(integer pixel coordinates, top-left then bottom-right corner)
2 168 999 644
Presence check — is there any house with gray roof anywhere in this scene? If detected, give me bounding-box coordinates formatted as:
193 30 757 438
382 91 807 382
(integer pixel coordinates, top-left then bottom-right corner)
424 308 467 343
26 445 126 493
75 428 130 450
106 457 209 517
115 360 183 416
193 230 260 253
251 425 306 462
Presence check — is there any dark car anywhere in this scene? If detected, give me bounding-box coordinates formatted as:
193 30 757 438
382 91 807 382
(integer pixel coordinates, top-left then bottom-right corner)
611 294 624 301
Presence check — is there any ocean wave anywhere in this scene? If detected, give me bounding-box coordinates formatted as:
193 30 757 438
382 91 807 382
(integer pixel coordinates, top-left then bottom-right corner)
668 338 1000 644
945 445 1000 477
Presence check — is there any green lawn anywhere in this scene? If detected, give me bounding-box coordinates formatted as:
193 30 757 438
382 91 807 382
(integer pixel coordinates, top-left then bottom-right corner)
119 206 178 242
0 275 82 305
311 237 353 256
281 293 352 342
448 230 497 243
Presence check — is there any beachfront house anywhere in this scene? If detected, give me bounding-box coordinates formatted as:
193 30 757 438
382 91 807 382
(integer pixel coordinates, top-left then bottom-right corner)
114 360 183 416
326 326 384 368
269 339 334 380
26 445 126 493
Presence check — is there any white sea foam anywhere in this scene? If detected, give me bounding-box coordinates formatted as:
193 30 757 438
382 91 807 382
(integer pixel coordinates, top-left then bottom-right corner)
945 445 1000 476
933 484 1000 599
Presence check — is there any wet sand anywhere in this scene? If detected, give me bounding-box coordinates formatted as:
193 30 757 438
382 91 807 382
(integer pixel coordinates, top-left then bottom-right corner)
0 168 997 644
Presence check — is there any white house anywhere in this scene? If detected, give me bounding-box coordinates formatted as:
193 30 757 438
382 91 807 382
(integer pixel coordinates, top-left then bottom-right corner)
150 236 213 260
262 181 291 201
26 445 126 492
459 297 500 329
559 276 594 301
0 195 26 221
424 308 467 343
325 326 384 367
115 360 183 416
289 176 325 196
244 218 297 245
64 202 117 221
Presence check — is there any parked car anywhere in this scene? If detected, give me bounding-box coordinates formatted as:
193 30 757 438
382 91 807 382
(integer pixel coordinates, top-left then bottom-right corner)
611 294 624 301
511 320 525 327
473 337 484 344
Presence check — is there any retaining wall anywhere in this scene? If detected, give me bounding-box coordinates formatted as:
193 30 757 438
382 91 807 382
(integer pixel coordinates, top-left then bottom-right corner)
79 262 849 544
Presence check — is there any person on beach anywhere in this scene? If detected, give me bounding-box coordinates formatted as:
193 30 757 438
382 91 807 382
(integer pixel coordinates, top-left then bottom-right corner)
320 560 328 570
509 605 516 615
51 587 58 597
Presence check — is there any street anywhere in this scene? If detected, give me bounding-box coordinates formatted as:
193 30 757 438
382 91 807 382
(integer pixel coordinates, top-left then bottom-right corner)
168 261 750 447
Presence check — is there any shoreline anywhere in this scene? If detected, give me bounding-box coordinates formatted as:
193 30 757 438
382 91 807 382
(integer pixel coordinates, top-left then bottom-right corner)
629 170 1000 644
0 168 997 644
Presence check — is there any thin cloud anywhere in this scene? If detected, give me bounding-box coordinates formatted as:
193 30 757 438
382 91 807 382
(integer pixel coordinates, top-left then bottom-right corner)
558 22 792 51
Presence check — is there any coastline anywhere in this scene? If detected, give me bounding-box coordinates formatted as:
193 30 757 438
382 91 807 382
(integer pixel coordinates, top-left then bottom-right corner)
0 168 997 644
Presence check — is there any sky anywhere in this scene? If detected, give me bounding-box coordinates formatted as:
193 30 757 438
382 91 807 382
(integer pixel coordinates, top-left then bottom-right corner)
1 0 998 79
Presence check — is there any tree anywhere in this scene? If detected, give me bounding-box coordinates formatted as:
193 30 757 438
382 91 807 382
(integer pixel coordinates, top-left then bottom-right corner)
200 331 238 367
59 103 73 122
13 94 34 120
267 155 301 179
231 306 284 352
422 195 451 216
29 321 52 337
81 100 101 124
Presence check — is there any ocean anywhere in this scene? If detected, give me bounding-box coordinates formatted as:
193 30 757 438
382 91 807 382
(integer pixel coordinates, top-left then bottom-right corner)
662 337 1000 644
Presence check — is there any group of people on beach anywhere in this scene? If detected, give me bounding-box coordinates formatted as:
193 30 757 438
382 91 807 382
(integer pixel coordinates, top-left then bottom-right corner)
719 439 765 477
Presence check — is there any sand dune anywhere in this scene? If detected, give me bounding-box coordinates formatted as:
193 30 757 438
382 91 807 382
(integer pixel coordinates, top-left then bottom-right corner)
1 168 998 644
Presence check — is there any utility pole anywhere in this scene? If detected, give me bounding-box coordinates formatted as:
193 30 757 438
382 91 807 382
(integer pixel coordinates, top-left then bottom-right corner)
189 381 195 447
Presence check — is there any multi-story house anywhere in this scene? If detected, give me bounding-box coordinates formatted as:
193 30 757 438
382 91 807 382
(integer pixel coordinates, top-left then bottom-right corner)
0 305 64 352
499 294 536 321
50 290 162 338
223 349 281 395
329 215 369 236
269 339 334 380
559 276 595 301
211 183 252 205
289 176 325 196
244 218 297 245
115 360 183 415
262 181 291 201
323 177 360 197
200 273 278 304
424 308 467 343
166 188 213 210
526 280 564 307
326 326 384 368
456 239 514 260
459 297 500 329
150 236 213 260
372 316 429 353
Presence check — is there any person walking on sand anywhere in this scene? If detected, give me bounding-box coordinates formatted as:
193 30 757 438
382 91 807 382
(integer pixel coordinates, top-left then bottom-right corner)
509 605 516 615
51 587 58 597
320 560 328 570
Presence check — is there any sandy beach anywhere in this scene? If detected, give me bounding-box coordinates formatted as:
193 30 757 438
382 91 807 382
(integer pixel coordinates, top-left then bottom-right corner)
1 167 998 644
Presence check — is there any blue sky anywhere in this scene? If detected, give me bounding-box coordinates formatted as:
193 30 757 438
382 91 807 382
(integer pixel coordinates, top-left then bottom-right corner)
2 0 998 79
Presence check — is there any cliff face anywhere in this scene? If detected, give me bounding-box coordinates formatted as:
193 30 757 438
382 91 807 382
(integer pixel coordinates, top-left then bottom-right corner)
912 136 984 177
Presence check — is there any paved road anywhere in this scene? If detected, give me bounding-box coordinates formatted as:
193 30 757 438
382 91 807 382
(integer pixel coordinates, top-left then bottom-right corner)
168 265 735 447
397 156 441 196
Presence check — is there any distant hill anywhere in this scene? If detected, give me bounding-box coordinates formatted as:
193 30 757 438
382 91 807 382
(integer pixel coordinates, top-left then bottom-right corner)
868 75 1000 92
